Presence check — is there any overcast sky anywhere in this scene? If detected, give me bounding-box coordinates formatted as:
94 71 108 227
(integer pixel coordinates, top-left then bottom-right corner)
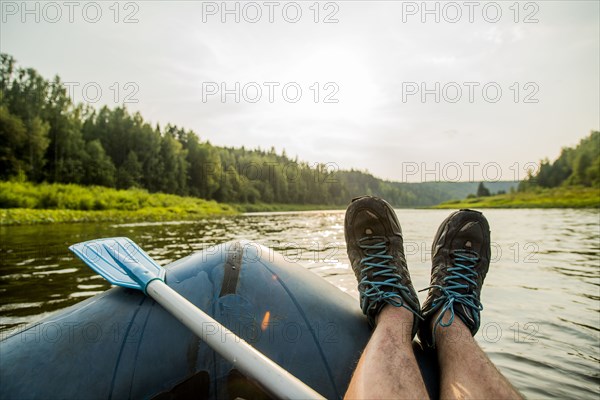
1 1 598 182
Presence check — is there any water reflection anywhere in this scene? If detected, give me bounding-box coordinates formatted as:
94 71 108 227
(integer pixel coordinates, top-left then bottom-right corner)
1 208 599 398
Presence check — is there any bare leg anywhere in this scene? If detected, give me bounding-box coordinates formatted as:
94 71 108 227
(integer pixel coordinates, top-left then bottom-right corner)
345 306 429 400
434 311 522 400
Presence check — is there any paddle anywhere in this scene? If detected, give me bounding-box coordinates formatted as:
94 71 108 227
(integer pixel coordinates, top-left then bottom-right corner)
69 237 325 400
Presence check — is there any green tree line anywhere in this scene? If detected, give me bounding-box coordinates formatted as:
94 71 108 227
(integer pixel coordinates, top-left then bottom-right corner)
1 53 429 206
520 131 599 190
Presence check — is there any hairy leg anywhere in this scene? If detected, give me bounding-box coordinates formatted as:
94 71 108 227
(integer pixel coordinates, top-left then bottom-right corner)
345 306 429 400
434 311 522 400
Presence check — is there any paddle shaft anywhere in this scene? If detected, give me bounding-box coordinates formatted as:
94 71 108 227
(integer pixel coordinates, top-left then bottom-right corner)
146 280 325 400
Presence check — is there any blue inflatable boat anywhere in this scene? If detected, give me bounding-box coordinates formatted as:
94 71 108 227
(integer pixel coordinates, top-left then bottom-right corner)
0 241 438 399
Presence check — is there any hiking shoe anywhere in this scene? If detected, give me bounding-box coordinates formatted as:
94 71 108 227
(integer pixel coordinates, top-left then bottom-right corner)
419 209 491 348
344 196 421 336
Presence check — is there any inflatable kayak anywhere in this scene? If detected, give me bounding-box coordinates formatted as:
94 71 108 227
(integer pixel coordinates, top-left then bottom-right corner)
0 240 438 399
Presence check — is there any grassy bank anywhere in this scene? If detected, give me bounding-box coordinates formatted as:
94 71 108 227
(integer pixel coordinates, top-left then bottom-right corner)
0 182 237 225
0 182 345 225
434 186 600 209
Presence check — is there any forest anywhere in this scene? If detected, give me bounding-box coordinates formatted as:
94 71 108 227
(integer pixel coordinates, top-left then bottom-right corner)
0 53 484 207
519 131 599 190
0 53 415 206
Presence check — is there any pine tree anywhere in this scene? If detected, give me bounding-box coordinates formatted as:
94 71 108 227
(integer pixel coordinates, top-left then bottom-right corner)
477 182 491 197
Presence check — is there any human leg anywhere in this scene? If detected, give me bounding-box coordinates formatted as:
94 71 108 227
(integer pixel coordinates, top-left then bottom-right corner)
345 306 429 399
343 196 427 399
433 311 521 399
420 209 522 400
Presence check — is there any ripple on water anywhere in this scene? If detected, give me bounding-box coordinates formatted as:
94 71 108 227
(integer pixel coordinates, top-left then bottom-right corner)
68 291 104 298
77 284 105 290
32 268 79 276
0 302 44 312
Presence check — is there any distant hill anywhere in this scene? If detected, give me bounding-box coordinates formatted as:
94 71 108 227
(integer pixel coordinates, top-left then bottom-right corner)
393 181 519 207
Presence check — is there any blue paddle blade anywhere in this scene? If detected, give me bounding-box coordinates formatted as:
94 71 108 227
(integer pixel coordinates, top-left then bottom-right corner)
69 237 165 293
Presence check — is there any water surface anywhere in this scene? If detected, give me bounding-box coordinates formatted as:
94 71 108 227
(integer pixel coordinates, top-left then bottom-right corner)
1 209 598 398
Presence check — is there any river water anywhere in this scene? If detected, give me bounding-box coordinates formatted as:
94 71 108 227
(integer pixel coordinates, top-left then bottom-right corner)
1 209 598 398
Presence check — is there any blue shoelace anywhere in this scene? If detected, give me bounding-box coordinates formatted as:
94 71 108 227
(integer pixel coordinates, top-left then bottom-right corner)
421 249 483 337
357 236 420 316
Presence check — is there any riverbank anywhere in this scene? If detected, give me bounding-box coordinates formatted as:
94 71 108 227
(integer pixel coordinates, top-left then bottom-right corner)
0 182 342 225
434 186 600 209
0 204 345 225
0 182 237 225
0 207 239 225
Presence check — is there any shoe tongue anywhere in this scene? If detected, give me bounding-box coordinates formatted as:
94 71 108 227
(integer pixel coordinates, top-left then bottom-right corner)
360 235 386 246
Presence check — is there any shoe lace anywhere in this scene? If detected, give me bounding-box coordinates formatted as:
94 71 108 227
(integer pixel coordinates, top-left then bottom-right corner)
422 249 483 334
357 236 420 316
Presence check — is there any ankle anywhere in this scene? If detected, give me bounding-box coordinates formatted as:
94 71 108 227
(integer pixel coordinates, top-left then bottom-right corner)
431 309 472 346
376 305 415 338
